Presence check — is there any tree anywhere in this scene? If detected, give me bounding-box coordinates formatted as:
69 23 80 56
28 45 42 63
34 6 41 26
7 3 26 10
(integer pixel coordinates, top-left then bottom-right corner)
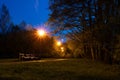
0 4 11 34
49 0 120 63
19 21 27 30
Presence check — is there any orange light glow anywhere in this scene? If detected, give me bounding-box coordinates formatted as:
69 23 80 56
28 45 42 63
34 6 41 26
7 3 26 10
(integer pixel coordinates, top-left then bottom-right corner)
61 47 64 52
37 29 45 37
61 47 64 50
57 41 61 46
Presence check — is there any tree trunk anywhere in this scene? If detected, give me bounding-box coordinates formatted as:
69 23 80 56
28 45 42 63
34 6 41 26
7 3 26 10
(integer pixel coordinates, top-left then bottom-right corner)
91 45 94 61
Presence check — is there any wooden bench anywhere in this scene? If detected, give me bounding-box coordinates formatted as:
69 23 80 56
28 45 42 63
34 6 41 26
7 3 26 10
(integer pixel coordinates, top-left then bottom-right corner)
19 53 40 61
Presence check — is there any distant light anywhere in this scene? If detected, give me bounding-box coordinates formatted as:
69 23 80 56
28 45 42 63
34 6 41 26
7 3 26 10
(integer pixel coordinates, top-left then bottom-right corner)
61 47 64 52
57 41 61 46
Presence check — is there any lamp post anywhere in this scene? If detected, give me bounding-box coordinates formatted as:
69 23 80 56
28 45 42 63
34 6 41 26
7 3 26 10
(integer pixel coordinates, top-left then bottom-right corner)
56 41 62 53
56 41 64 56
60 47 64 52
37 29 46 57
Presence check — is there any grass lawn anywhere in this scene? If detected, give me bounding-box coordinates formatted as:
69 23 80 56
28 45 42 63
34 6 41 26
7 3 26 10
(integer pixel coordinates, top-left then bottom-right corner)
0 58 120 80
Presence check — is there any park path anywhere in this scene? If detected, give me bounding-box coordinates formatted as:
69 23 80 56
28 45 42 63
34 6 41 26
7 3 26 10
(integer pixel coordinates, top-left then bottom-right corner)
0 58 69 64
31 58 68 62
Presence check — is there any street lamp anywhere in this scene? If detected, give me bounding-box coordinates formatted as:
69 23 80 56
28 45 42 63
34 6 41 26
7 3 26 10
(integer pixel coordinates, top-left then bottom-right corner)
37 29 46 37
60 47 64 52
57 41 61 46
37 29 46 58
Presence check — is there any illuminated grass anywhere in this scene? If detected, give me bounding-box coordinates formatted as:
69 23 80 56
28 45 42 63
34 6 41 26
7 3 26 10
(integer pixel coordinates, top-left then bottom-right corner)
0 59 120 80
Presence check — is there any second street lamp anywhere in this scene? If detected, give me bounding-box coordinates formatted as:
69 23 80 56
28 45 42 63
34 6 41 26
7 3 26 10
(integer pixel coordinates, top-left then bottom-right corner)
57 41 61 46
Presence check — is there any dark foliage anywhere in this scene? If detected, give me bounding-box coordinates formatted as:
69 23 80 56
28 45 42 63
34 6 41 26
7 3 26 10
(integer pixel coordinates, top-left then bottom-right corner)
49 0 120 64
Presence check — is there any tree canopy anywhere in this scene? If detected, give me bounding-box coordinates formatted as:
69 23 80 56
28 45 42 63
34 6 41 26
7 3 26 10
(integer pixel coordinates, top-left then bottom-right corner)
0 4 11 34
49 0 120 64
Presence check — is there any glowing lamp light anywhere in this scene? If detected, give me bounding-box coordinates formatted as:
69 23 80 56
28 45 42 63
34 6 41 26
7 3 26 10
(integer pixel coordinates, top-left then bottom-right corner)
61 47 64 50
61 47 64 52
57 41 61 46
37 29 45 37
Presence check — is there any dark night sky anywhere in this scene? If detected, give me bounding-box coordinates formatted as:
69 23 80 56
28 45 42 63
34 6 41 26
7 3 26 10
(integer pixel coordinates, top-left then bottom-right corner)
0 0 66 41
0 0 50 26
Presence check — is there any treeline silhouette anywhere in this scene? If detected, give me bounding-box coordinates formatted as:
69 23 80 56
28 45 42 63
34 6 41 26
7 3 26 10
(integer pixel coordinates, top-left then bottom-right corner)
0 4 55 58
